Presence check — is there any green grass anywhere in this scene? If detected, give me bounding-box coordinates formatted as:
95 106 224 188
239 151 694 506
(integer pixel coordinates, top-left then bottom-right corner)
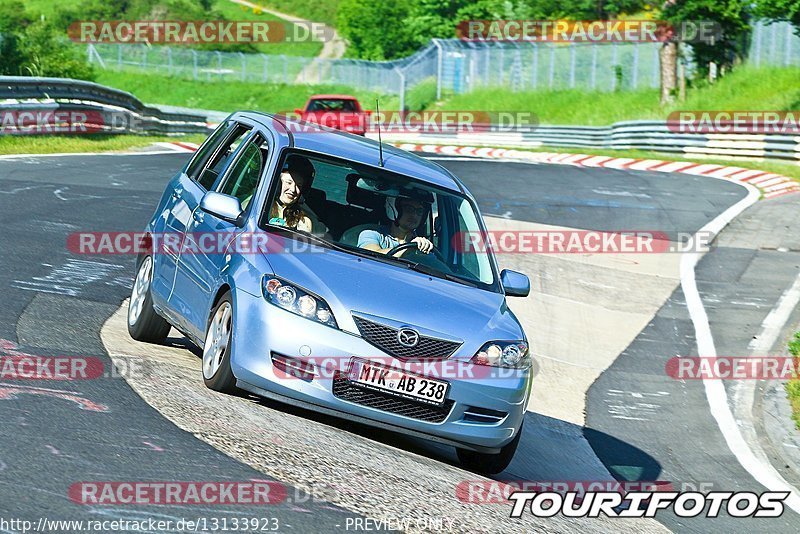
0 133 207 155
431 66 800 126
254 0 338 26
211 0 323 57
95 69 393 114
786 333 800 431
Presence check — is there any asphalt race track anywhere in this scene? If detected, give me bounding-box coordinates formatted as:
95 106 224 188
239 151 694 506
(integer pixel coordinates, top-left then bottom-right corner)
0 149 799 532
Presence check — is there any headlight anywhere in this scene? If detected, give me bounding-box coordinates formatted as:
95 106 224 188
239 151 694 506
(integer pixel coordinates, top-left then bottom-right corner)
261 276 338 328
471 341 530 368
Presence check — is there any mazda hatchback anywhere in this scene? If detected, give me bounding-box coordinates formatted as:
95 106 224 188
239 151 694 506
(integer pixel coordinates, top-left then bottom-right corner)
128 112 532 474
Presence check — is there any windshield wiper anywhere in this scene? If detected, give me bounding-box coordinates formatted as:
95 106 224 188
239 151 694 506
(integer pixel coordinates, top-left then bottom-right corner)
389 256 480 288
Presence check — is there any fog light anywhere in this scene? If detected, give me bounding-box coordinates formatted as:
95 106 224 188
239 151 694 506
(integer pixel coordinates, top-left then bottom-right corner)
316 308 331 323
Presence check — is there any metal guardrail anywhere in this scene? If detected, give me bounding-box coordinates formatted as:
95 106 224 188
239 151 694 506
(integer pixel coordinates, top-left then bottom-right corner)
378 120 800 162
0 76 211 135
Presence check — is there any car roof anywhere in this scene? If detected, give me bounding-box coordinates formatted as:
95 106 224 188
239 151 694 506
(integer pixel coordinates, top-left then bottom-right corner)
237 111 464 193
307 94 358 100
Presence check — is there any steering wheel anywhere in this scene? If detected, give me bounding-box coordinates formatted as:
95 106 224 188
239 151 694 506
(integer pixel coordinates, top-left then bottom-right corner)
387 241 447 263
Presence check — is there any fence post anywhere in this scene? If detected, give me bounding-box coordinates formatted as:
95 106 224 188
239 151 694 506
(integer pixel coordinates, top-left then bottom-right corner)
240 52 246 81
499 46 505 85
261 54 269 82
192 50 198 80
283 56 288 83
590 44 597 89
785 22 793 66
396 67 405 113
770 22 778 60
117 44 122 68
753 21 762 66
167 47 172 76
651 45 659 88
216 51 222 79
569 44 576 88
434 39 444 99
632 44 639 89
611 43 618 91
548 45 555 88
532 44 538 88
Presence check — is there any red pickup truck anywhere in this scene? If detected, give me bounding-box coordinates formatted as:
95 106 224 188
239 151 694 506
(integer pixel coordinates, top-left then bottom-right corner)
294 94 370 136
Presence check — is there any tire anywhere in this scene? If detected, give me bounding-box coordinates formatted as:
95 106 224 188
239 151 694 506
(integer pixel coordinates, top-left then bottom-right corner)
202 291 238 393
127 256 171 343
456 421 523 475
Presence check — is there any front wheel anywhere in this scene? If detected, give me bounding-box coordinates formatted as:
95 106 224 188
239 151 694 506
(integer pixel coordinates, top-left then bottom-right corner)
456 422 523 475
202 291 238 394
128 256 171 343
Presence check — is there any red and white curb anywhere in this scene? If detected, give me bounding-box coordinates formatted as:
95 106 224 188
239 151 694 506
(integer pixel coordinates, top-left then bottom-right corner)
393 143 800 200
157 141 201 153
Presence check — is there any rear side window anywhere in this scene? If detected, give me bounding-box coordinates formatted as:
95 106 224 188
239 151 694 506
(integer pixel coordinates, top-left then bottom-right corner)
197 124 251 190
217 134 269 211
186 122 232 181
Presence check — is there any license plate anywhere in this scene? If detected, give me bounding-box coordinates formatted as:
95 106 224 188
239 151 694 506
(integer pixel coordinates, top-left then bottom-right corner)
348 359 449 406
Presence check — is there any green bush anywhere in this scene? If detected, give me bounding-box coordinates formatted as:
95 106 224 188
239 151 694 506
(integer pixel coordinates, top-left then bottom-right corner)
0 0 95 80
17 20 96 79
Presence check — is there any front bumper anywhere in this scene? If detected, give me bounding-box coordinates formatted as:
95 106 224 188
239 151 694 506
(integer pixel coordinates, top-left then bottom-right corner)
231 289 531 451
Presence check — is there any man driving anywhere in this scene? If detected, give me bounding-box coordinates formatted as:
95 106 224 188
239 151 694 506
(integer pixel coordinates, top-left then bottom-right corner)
358 190 434 255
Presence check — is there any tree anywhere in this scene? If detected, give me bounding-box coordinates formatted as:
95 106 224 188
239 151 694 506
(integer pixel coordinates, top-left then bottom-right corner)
755 0 800 33
661 0 751 80
338 0 417 60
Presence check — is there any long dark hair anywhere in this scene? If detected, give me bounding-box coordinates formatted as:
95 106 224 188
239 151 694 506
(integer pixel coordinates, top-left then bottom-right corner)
277 155 315 228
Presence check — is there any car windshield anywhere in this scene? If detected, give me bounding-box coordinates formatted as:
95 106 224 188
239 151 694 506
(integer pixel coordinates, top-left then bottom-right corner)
307 99 357 112
261 151 498 290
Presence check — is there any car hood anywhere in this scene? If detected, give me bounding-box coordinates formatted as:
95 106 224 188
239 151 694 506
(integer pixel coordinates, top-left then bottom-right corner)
262 247 524 354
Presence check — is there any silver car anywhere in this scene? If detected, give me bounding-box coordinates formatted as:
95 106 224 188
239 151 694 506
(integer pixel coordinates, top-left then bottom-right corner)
128 112 532 473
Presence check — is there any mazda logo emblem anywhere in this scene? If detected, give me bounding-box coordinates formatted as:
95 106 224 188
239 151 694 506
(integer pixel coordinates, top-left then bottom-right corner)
397 328 420 347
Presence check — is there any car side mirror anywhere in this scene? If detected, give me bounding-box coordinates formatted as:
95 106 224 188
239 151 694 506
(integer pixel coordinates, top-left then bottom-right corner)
294 108 302 115
501 269 530 297
200 191 244 225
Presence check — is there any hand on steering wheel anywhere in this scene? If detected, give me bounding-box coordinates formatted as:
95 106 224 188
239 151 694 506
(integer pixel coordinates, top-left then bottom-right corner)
386 240 446 263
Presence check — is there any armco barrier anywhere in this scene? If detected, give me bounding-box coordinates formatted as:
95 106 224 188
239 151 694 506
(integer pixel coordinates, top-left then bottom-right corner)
0 76 211 135
377 120 800 162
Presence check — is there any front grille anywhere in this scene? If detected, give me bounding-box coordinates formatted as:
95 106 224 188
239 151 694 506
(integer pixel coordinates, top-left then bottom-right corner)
332 372 454 423
352 316 461 360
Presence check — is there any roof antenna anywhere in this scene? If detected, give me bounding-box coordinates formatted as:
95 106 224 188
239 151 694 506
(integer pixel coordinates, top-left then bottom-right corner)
375 98 384 167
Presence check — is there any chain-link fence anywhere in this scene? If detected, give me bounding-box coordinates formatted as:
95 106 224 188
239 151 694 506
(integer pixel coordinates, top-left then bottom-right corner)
87 21 799 110
749 20 800 67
